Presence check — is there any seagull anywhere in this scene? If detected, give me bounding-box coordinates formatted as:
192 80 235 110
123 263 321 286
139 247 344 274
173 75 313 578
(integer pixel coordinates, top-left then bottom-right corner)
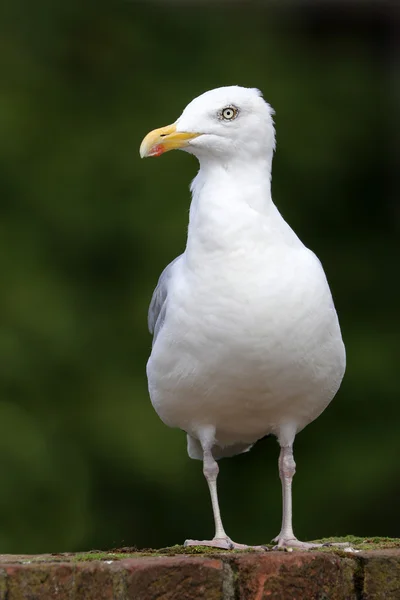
140 86 346 550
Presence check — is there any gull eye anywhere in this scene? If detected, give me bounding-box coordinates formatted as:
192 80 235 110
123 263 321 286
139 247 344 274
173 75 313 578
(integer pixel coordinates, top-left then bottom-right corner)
220 106 238 121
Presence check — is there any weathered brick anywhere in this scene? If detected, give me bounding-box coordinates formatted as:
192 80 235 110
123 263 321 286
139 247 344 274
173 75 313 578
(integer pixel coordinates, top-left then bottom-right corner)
73 561 116 600
6 563 74 600
232 551 357 600
122 556 225 600
361 550 400 600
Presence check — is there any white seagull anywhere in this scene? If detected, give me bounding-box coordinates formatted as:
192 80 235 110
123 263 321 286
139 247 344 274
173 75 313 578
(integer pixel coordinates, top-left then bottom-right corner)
140 86 346 550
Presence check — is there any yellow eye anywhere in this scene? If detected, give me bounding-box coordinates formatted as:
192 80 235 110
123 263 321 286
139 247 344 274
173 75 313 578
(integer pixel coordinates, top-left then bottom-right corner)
221 106 238 120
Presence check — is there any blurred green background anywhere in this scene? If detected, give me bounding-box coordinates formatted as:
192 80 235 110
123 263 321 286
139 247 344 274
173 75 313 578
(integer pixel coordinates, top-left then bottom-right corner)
0 0 397 553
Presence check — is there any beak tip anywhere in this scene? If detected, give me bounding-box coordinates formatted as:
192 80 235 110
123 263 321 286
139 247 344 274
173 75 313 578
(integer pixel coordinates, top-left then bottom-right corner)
139 144 148 159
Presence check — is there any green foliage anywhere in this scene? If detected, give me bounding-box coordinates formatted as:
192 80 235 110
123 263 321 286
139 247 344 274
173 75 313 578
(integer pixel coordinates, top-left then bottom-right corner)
0 0 397 553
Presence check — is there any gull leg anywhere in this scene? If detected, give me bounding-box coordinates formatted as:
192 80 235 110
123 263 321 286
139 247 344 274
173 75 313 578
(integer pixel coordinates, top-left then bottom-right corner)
185 439 264 551
272 444 350 550
203 449 227 541
273 444 320 549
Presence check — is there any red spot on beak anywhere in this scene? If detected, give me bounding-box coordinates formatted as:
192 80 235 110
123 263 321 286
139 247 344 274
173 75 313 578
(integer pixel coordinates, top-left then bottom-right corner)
149 144 165 157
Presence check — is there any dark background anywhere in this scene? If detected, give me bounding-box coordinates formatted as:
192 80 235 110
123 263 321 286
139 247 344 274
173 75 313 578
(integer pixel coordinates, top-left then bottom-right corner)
0 0 398 553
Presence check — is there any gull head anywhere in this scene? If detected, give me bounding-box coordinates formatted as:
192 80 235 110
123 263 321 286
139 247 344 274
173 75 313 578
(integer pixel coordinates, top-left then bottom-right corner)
140 86 275 163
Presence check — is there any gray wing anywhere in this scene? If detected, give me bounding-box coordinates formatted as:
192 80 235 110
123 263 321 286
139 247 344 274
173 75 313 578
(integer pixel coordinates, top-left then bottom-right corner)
148 254 182 344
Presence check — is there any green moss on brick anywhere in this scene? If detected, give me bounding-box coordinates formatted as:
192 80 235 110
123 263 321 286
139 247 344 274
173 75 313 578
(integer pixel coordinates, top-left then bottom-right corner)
314 536 400 551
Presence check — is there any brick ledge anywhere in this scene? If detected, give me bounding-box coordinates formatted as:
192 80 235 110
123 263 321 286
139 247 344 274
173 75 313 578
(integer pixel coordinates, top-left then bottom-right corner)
0 549 399 599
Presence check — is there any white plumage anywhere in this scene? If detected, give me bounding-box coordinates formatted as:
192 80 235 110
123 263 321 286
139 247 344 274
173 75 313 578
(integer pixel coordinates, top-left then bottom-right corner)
140 86 345 550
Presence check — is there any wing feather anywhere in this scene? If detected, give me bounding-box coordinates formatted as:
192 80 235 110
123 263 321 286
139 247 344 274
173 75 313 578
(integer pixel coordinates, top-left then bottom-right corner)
148 254 182 344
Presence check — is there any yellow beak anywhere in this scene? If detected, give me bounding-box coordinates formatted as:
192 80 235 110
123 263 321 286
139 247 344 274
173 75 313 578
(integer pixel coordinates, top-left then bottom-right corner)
140 123 200 158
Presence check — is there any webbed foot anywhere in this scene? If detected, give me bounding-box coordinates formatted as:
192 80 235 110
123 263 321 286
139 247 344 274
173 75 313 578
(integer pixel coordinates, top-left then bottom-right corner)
272 535 352 551
184 537 266 551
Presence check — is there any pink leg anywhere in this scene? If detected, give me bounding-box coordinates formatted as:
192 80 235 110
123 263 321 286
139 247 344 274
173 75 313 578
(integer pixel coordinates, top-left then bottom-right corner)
185 443 264 551
273 444 321 549
272 444 350 550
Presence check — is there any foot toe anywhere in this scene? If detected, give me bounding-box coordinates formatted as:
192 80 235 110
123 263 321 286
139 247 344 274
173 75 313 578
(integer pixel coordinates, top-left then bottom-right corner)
184 538 233 550
184 538 266 551
272 537 322 551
